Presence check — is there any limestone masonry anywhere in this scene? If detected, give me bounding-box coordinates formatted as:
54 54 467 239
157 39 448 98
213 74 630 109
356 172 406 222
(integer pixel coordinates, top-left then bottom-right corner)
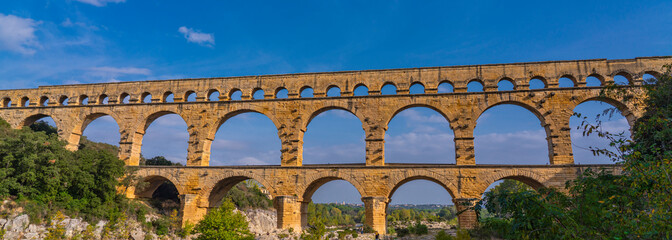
0 57 669 233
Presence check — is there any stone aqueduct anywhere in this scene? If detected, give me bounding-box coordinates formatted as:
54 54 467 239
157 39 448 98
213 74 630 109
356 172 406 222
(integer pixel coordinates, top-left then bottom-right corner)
0 57 669 233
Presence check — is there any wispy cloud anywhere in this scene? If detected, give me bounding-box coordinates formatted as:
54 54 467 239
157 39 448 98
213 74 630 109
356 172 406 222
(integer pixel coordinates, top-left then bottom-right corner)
0 14 40 55
90 66 151 75
178 26 215 47
74 0 126 7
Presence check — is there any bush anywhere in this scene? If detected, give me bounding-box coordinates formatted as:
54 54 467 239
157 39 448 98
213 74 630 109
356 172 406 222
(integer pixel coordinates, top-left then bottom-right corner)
194 199 254 240
435 230 451 240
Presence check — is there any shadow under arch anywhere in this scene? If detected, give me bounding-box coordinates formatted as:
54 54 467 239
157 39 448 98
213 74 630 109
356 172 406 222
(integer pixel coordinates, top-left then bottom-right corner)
23 114 56 127
207 176 272 209
134 175 182 199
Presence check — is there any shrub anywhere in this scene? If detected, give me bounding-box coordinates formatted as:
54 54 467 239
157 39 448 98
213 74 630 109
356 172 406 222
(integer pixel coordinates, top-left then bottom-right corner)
194 199 254 240
435 230 451 240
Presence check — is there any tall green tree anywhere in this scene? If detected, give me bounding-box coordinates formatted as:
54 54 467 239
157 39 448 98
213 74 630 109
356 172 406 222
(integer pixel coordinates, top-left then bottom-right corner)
474 66 672 239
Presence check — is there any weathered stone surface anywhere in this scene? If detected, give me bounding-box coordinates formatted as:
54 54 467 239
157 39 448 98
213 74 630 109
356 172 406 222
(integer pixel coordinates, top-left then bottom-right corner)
0 57 668 232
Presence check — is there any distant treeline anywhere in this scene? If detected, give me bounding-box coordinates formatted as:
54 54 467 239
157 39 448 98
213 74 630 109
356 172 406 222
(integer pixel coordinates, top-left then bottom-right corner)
306 203 457 227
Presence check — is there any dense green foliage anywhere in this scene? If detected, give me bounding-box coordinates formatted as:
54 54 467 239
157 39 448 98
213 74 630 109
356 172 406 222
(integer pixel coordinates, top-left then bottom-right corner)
142 156 183 166
194 199 254 240
306 202 456 227
395 222 429 237
0 120 128 222
387 206 456 223
474 67 672 239
307 203 364 226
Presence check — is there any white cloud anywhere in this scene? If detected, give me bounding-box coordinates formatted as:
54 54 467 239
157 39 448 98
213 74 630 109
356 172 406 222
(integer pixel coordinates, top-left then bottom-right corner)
0 14 40 55
74 0 126 7
178 26 215 47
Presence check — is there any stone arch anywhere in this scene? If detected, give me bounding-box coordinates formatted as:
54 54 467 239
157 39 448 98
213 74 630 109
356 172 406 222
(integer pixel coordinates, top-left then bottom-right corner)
380 82 397 95
118 93 130 104
20 96 30 107
207 89 220 101
275 87 288 98
387 174 459 201
437 80 454 93
475 170 547 196
209 108 282 143
474 101 552 164
476 101 547 127
59 95 70 106
39 96 49 106
97 94 108 105
640 70 662 80
2 97 11 107
586 73 605 86
252 88 265 99
409 82 425 94
610 69 635 84
22 113 60 129
572 96 636 128
467 79 484 92
305 106 365 131
205 173 274 209
229 88 243 100
300 175 365 203
300 86 314 98
326 85 341 97
139 110 189 134
353 83 369 96
74 111 123 138
162 91 174 102
558 74 577 87
134 175 183 199
140 92 152 103
386 103 453 128
529 76 548 89
497 77 515 91
184 90 197 102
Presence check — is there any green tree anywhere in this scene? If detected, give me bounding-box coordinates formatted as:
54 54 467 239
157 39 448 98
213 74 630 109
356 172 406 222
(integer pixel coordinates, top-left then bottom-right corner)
473 66 672 239
144 156 183 166
194 199 254 240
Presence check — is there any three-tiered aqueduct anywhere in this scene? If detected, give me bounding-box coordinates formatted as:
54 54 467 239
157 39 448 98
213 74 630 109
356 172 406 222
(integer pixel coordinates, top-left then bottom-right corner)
0 57 668 233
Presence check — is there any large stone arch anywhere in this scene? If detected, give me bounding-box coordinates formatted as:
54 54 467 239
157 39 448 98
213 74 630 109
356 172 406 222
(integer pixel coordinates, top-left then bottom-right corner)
476 100 547 126
205 173 275 209
304 105 366 131
474 100 552 164
385 103 454 128
299 174 365 202
73 110 123 137
571 95 637 129
134 174 184 199
473 169 548 197
209 107 283 141
387 172 459 201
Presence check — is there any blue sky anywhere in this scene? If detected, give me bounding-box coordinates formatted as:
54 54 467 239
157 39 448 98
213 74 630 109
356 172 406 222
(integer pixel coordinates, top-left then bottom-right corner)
1 0 670 205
